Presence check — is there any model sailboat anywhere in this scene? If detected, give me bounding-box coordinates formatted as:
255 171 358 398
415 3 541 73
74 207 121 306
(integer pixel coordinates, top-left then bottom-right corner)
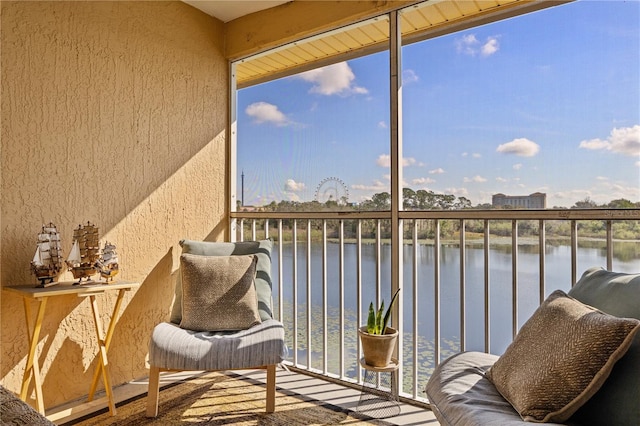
66 222 100 283
31 223 63 287
96 241 119 282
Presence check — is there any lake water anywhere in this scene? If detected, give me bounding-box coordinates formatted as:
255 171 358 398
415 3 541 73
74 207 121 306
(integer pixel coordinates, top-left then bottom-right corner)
270 241 639 384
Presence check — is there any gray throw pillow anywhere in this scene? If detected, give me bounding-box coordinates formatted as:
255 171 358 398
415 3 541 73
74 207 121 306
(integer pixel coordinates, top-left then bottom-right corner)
568 267 640 425
170 239 274 324
179 253 261 332
486 290 640 423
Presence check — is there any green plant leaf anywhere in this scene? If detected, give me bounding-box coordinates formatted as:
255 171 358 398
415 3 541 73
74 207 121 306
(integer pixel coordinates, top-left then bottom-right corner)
375 300 384 334
367 302 376 333
381 288 401 334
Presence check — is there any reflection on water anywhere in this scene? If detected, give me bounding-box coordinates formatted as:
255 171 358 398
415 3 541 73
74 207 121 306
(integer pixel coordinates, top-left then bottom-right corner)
488 240 640 262
274 241 639 393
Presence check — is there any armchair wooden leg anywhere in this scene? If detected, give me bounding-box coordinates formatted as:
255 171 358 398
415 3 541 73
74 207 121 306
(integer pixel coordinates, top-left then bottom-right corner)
146 366 160 417
266 364 276 413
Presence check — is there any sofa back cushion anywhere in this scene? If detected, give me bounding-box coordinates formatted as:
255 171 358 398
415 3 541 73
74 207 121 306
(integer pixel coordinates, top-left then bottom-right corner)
170 239 274 324
568 267 640 425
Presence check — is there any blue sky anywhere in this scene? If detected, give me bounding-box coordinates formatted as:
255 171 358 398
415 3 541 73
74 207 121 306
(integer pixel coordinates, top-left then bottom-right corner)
237 0 640 208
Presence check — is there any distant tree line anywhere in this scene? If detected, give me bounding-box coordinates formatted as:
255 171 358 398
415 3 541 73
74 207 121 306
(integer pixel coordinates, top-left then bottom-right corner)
239 190 639 241
247 189 639 212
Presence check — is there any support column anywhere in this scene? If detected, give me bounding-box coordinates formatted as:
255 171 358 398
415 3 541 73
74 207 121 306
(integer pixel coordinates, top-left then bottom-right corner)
389 10 403 371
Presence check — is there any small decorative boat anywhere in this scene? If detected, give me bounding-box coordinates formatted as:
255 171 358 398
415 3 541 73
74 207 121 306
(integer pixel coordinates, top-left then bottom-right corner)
96 241 119 282
66 222 100 284
31 222 63 287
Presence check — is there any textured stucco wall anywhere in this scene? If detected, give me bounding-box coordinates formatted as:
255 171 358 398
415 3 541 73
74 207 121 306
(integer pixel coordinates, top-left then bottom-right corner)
1 1 228 408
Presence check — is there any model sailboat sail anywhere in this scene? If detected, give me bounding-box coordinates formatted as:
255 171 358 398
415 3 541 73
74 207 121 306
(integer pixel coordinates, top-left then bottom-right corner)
96 241 119 282
66 222 100 283
31 222 63 286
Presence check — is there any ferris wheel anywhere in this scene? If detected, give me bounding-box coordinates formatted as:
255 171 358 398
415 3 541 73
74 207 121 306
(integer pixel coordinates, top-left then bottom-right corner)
314 177 349 205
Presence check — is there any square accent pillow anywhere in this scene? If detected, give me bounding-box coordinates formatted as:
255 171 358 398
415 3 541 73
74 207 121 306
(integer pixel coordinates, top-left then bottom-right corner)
179 253 262 332
486 290 640 423
170 240 274 324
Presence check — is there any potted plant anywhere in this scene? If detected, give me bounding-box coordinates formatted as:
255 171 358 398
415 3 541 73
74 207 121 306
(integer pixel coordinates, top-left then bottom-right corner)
358 288 401 367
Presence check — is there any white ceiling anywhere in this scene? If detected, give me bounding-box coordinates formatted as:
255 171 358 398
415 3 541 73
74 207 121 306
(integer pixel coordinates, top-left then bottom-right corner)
182 1 289 23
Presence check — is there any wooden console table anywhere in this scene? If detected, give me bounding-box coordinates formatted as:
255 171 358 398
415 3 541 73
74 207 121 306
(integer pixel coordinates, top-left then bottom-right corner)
4 280 140 417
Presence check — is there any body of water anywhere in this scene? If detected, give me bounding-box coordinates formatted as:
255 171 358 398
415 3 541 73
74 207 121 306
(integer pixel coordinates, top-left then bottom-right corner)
270 241 639 387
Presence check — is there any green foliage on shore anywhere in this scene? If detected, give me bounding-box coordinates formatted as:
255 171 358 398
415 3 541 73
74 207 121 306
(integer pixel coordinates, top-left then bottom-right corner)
239 192 639 241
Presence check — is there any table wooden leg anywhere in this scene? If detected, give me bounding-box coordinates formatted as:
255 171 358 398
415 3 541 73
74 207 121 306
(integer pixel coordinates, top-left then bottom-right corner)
88 289 126 402
20 296 47 414
88 294 117 415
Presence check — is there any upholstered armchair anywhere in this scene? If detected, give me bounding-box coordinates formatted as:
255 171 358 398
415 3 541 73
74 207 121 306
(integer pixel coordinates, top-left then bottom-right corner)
146 239 287 417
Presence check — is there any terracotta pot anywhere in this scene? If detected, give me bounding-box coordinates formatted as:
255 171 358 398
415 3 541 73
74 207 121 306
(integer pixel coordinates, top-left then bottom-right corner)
358 326 398 367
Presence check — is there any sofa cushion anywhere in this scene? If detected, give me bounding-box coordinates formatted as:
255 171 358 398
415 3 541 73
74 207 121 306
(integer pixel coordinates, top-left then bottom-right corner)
486 290 640 423
170 239 274 323
179 254 261 332
425 351 567 426
568 267 640 425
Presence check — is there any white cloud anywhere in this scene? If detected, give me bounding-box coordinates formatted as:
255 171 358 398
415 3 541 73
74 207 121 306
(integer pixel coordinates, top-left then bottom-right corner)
513 163 523 170
579 125 640 157
377 155 390 167
297 62 368 96
462 152 482 158
285 179 305 192
463 175 488 183
429 168 445 174
456 34 500 57
352 180 388 191
403 69 419 84
378 121 388 129
580 138 611 150
376 154 418 168
403 157 417 167
496 138 540 157
553 179 640 205
245 102 290 126
456 34 479 55
481 37 500 57
412 177 436 185
284 192 302 202
445 187 469 196
496 177 508 182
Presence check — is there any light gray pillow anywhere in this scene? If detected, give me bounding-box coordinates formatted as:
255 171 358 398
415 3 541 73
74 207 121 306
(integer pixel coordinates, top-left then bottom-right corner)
486 290 640 423
179 253 261 332
170 239 274 324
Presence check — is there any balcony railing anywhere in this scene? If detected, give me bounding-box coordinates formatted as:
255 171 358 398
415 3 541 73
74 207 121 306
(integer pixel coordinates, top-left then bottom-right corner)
230 208 640 405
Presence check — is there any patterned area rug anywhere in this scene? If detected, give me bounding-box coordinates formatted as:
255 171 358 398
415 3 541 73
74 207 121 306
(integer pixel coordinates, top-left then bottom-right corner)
67 372 393 425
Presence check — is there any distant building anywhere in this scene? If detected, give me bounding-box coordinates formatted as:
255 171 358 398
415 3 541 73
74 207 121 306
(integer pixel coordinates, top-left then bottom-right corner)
492 192 546 209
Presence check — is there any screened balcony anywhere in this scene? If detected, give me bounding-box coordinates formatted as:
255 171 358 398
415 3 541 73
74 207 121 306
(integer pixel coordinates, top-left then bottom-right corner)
2 0 638 424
